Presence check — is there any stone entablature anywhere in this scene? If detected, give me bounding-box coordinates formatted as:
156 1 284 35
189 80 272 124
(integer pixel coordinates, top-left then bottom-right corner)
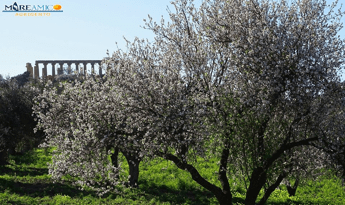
26 60 104 79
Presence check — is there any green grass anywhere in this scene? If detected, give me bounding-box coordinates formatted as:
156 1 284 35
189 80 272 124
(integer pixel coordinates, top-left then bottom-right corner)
0 148 344 204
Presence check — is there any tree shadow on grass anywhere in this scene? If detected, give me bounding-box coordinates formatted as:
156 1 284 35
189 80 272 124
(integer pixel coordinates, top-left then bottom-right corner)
0 166 48 177
113 177 247 205
0 164 97 199
134 178 216 204
0 177 97 198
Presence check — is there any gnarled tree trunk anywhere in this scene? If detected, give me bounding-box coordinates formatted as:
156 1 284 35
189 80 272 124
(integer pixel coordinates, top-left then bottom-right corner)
244 167 267 205
159 150 233 205
121 149 141 188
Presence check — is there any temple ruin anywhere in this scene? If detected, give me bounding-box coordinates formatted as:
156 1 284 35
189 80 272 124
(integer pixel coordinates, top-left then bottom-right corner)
26 60 105 79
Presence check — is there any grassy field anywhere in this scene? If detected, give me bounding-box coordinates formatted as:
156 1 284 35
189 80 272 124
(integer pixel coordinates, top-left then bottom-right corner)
0 148 344 204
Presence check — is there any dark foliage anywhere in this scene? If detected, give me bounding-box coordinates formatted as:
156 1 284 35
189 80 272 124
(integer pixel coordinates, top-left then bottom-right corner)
0 73 44 165
10 71 30 87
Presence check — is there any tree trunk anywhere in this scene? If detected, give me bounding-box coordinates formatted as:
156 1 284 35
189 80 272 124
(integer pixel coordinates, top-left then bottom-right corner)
160 152 233 205
244 167 267 205
111 146 120 180
127 157 140 188
257 173 286 205
217 143 232 205
108 146 119 168
286 178 299 197
215 192 233 205
121 150 141 188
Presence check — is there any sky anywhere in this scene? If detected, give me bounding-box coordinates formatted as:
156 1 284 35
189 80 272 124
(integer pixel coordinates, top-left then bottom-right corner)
0 0 344 79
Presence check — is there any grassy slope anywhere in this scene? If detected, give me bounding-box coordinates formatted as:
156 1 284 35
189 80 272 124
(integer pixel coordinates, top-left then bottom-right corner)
0 148 344 205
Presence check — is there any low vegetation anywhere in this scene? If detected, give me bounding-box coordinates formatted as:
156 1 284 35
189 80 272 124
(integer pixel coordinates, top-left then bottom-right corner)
0 148 344 204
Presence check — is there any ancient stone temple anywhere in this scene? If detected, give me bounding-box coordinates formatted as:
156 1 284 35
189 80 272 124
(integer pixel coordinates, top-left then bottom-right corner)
26 60 105 79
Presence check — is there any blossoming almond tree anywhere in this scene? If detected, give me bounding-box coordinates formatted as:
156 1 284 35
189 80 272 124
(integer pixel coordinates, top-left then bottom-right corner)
34 0 345 204
110 0 345 204
33 78 122 195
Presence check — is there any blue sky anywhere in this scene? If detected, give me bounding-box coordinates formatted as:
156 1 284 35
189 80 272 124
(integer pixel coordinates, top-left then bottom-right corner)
0 0 344 78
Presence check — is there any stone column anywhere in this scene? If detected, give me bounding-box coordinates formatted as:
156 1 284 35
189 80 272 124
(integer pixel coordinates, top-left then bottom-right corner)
52 63 56 77
58 63 64 75
67 63 72 74
91 63 95 74
99 63 102 76
34 64 39 79
26 63 33 78
75 62 79 74
83 63 87 76
42 63 48 79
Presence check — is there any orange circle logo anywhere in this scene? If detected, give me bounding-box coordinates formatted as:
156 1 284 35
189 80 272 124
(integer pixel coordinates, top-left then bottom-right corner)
53 5 62 10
